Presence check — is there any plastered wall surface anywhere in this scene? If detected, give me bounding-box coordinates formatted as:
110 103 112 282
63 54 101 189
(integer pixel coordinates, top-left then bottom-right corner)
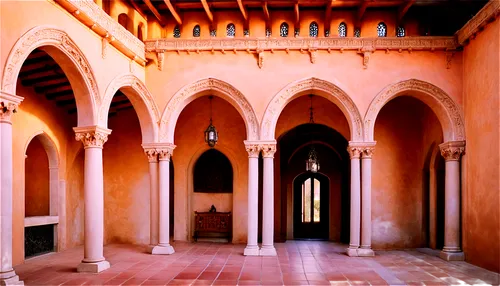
462 18 500 273
25 137 50 217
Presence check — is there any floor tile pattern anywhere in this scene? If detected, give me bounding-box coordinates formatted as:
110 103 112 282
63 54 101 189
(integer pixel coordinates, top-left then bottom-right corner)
15 241 500 285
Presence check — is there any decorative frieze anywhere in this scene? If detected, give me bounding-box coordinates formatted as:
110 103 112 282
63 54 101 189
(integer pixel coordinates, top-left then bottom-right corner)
145 36 458 69
74 126 112 149
54 0 146 65
439 141 465 161
456 1 500 45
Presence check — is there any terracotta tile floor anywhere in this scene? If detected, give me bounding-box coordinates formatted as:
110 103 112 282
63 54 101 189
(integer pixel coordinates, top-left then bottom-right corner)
16 241 499 285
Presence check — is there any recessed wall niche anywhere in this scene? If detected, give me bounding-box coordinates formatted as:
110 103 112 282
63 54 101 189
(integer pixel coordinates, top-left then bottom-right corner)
194 149 233 193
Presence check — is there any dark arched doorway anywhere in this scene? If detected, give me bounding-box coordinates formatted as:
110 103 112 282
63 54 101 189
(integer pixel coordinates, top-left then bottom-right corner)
293 172 329 239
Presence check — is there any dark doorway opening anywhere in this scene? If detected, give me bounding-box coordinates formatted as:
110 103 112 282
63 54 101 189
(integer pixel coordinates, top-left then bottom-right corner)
293 172 330 240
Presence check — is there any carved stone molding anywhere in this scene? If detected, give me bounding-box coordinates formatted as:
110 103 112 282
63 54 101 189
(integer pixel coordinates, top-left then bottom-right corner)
244 141 261 158
1 26 100 106
74 126 112 149
359 142 376 158
261 143 277 158
158 147 175 161
54 0 146 65
157 51 165 71
456 1 500 45
261 77 363 141
364 79 465 142
160 78 259 142
0 91 23 123
439 141 465 161
145 36 458 68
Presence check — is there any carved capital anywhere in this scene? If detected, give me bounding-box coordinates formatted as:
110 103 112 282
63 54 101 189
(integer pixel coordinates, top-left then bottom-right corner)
74 126 112 149
347 146 362 159
439 141 465 161
261 143 276 158
0 91 23 123
153 143 175 161
361 147 375 158
245 144 260 158
144 148 158 163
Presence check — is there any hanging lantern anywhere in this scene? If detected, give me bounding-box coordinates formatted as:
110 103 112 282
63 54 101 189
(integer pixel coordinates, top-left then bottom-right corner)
306 146 320 173
306 94 319 173
204 96 218 147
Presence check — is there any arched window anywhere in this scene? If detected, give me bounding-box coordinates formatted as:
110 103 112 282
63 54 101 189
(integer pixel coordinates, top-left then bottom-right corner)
173 25 181 38
194 149 233 193
338 22 347 37
280 22 289 37
226 23 235 37
118 13 133 34
137 23 144 41
377 22 387 37
397 26 405 37
309 22 318 37
354 28 361 37
266 28 272 37
193 25 201 37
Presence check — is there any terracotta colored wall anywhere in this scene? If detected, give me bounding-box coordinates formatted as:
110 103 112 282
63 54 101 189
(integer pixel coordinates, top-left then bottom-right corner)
462 18 500 273
103 108 150 245
25 136 50 217
66 149 85 249
372 96 442 249
173 97 247 243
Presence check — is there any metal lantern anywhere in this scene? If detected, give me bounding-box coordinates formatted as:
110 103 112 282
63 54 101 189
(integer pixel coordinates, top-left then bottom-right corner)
306 94 320 173
204 96 218 147
306 147 320 173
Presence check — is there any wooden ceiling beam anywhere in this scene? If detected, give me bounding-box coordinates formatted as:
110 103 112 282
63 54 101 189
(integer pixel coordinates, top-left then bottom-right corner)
201 0 214 23
128 0 148 20
237 0 249 26
34 81 71 93
164 0 183 26
46 90 74 100
357 0 370 25
398 0 415 23
143 0 168 27
294 2 299 28
263 1 270 26
325 0 334 32
22 74 67 86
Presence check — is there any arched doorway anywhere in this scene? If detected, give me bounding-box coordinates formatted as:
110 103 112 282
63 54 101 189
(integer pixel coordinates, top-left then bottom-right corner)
293 172 329 240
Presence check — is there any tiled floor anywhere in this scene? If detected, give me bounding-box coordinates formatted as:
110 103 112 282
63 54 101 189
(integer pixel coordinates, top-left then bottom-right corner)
16 241 499 285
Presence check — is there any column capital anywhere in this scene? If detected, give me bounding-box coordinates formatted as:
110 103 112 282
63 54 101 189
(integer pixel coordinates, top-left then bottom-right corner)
143 148 158 163
157 143 176 161
244 141 260 158
439 141 465 161
361 142 376 158
260 142 277 158
0 91 23 123
74 126 112 149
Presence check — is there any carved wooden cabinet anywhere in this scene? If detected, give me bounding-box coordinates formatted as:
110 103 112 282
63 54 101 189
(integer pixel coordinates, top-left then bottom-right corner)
194 212 232 242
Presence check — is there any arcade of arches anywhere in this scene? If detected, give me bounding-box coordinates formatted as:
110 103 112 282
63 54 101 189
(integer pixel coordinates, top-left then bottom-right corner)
0 0 499 285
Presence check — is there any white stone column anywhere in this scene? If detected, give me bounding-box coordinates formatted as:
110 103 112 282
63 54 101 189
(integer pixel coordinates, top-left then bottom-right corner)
439 141 465 261
244 142 260 256
151 145 175 255
359 143 375 257
347 144 362 257
143 147 159 248
260 143 277 256
0 92 23 285
74 126 112 273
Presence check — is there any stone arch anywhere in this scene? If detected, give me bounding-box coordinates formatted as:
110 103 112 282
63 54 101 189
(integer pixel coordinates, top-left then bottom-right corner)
100 74 160 143
1 25 98 127
261 77 363 141
24 131 59 169
160 78 259 142
364 79 465 142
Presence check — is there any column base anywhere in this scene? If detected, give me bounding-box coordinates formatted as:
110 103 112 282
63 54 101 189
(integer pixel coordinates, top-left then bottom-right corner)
243 246 260 256
357 248 375 257
259 246 277 256
440 251 464 261
150 244 175 255
0 271 23 286
77 260 110 273
346 247 359 257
